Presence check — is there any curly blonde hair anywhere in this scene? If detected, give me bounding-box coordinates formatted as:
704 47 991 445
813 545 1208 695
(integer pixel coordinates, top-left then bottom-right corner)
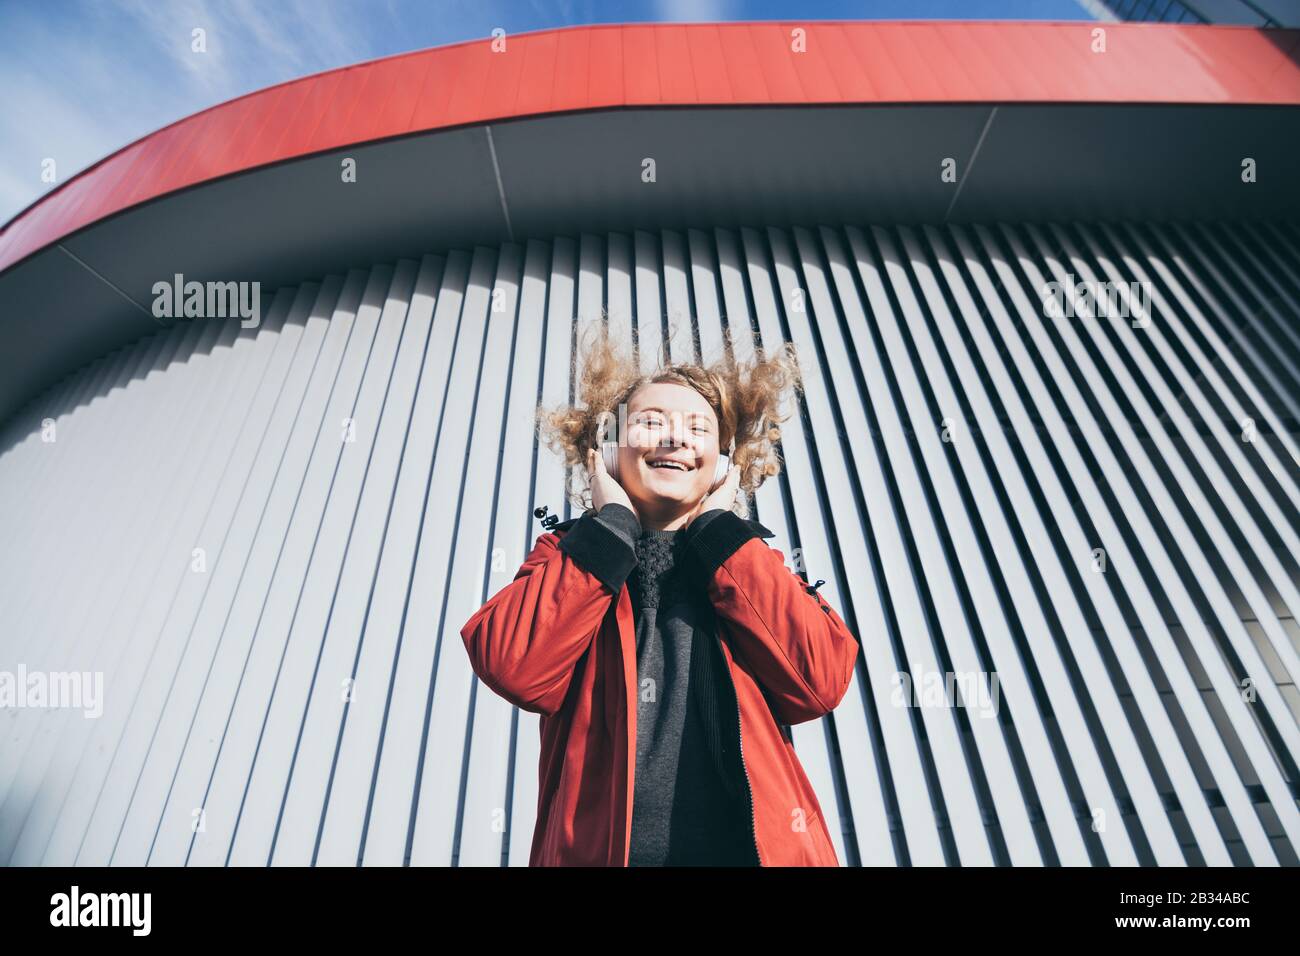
535 319 805 518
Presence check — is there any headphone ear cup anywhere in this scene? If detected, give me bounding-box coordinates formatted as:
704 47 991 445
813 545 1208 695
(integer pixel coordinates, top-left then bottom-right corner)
602 442 619 481
713 453 730 490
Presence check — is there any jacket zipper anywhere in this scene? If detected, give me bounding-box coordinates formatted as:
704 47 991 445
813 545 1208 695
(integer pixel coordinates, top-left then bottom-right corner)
721 634 763 866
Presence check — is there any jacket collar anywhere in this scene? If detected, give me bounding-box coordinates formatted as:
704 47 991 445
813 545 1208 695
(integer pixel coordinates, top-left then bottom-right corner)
546 507 775 539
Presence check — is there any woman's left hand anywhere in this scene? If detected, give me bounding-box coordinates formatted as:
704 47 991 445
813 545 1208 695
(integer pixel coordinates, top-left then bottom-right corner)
694 463 740 522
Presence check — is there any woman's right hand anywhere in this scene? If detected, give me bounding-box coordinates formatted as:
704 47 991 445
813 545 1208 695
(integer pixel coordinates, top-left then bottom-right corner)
588 447 638 519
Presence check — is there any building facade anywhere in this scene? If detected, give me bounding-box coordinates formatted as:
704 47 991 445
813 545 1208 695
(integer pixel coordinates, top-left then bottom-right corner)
0 20 1297 866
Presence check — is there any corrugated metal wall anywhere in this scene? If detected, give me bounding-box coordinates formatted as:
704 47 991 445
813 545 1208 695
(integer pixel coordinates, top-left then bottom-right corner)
1 221 1297 867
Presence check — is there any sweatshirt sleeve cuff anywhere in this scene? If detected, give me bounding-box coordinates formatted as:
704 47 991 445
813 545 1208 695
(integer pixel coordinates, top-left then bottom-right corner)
686 508 761 579
558 506 639 594
593 502 642 548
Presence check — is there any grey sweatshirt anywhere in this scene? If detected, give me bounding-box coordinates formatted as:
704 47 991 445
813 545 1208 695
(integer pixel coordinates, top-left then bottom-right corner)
592 503 759 867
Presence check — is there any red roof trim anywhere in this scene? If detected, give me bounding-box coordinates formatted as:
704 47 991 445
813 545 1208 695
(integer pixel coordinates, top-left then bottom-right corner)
2 20 1298 273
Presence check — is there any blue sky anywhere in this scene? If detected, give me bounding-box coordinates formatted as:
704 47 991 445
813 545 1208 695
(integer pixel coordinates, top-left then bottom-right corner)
0 0 1095 225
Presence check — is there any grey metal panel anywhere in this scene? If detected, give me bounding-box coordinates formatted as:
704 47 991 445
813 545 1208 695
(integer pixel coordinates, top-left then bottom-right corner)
3 313 245 864
1012 223 1300 784
38 308 270 865
0 333 178 636
1113 223 1300 510
576 234 605 344
916 223 1236 864
506 237 576 866
268 259 426 866
834 224 1016 865
633 231 665 375
102 285 320 868
170 275 355 868
661 230 695 364
538 237 577 522
961 226 1253 868
346 257 461 866
418 245 522 868
1 222 1296 868
689 228 728 367
0 348 132 611
1220 224 1300 360
762 225 931 864
981 223 1297 861
62 320 258 866
713 228 757 370
739 225 892 866
606 233 635 351
1185 224 1300 389
860 224 1070 865
113 289 315 866
771 228 883 865
214 267 394 866
1084 223 1300 575
325 253 452 867
1155 226 1300 429
1052 224 1300 685
458 241 549 868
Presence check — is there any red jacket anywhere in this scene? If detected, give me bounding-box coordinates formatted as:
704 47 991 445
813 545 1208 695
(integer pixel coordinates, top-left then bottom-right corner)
460 504 860 866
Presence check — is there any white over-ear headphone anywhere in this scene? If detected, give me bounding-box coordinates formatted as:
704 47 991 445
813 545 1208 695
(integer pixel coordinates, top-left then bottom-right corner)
602 440 733 492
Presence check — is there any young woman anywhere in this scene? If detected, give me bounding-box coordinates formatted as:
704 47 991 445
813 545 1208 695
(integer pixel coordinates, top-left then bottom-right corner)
460 327 860 866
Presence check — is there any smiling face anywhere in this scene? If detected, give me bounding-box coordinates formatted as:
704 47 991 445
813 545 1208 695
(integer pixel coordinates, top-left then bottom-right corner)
615 381 723 525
